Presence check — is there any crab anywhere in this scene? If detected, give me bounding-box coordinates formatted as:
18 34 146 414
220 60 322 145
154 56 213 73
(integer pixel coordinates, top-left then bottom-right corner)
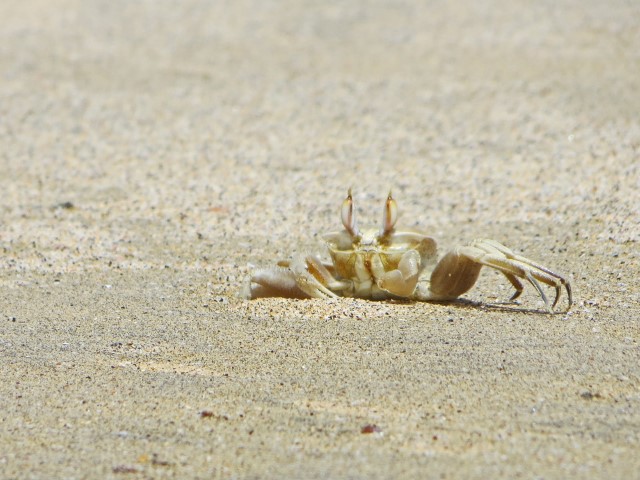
243 190 572 312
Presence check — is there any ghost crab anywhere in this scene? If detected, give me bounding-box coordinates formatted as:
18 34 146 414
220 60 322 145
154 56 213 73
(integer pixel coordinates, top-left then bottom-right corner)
244 190 572 312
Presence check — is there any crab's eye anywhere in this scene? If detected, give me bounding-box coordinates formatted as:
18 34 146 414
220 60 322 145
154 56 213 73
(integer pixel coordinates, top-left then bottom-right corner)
341 189 360 238
381 191 398 235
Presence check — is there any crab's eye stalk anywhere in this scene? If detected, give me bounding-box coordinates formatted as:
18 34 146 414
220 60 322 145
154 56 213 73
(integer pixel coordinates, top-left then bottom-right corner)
341 189 361 238
381 191 398 236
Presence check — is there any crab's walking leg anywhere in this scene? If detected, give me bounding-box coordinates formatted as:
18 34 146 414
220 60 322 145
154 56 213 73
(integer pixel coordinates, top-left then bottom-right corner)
243 255 351 299
420 239 572 312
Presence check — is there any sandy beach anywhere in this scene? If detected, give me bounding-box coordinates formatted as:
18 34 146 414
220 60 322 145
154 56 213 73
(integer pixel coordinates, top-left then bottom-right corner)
1 0 639 478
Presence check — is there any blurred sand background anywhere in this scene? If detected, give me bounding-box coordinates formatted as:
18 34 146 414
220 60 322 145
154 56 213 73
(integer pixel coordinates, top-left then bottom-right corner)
1 0 639 478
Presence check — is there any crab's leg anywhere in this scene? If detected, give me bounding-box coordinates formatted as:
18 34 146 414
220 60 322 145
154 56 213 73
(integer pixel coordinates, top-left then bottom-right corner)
421 239 572 312
293 255 353 298
475 239 572 309
244 255 351 299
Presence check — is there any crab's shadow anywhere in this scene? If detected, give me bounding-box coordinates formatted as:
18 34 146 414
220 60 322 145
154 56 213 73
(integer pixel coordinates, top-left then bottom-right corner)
388 297 560 315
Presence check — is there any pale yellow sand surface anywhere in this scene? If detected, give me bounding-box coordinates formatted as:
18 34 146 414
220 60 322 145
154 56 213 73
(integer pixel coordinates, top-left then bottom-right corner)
1 1 639 478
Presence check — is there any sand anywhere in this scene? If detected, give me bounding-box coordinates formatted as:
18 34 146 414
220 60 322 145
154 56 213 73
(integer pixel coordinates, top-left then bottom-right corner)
1 0 639 478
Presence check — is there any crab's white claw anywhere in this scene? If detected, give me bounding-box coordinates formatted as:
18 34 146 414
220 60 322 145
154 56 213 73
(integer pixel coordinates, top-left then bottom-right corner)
242 265 309 299
341 188 360 239
376 249 421 297
381 190 398 236
244 255 350 300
